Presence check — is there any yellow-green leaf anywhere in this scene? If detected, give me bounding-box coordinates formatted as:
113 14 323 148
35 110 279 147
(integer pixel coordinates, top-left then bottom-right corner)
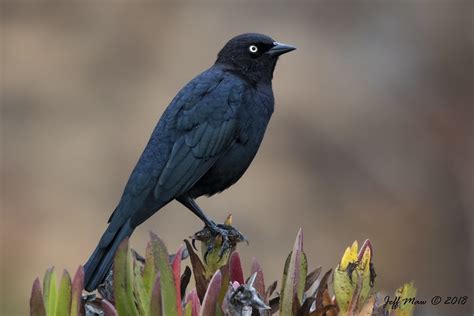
43 267 57 316
143 241 156 301
392 281 417 316
113 238 139 316
150 232 179 316
134 259 149 316
55 270 72 316
333 239 373 314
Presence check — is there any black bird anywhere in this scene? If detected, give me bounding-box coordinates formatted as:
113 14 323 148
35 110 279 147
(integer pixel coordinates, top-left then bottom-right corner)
84 33 295 291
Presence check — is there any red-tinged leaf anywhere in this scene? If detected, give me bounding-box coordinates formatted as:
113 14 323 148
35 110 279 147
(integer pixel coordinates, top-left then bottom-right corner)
199 270 222 316
358 239 373 262
150 232 179 315
30 278 46 316
229 251 244 285
280 228 307 315
185 290 201 316
250 257 265 297
113 238 138 316
102 299 118 316
55 269 72 316
43 267 57 316
216 262 230 313
184 239 208 301
70 266 84 316
149 273 162 316
172 245 185 313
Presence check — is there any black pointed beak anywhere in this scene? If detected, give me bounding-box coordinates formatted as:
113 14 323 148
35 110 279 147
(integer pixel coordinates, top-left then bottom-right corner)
268 41 296 57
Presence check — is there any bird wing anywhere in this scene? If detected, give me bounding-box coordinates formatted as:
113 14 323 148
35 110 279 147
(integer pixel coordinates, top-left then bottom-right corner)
127 70 245 226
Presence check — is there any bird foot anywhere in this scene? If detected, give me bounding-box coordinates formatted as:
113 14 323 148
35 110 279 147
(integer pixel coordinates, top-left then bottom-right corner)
191 222 247 263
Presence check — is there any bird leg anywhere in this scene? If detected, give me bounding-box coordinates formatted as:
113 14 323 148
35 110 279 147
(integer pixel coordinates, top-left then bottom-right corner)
177 196 217 228
177 196 246 261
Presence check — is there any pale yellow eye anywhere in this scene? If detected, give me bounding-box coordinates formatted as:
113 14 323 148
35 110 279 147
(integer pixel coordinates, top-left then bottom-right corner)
249 45 258 53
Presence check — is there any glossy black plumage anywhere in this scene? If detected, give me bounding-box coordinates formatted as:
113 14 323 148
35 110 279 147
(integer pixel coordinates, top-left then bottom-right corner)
83 33 295 291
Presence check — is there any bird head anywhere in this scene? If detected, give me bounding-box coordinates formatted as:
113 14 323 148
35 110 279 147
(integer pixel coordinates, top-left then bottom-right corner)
215 33 296 84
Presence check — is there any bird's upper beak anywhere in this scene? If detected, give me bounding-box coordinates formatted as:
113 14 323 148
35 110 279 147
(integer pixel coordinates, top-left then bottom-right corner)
267 41 296 57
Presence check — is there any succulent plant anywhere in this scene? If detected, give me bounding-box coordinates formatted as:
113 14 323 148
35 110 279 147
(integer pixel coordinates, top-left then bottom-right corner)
333 239 375 315
30 216 416 316
30 266 84 316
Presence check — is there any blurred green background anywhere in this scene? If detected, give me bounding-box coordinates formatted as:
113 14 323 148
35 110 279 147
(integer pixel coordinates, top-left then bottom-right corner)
1 1 472 315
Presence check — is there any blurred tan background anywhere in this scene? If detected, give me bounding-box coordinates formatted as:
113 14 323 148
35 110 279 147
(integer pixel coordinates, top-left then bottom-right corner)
1 1 473 315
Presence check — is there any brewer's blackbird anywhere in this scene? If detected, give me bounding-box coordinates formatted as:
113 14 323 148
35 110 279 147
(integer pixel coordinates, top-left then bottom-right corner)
84 33 295 291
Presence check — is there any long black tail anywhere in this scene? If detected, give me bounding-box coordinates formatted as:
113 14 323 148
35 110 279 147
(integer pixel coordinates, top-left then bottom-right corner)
84 218 134 291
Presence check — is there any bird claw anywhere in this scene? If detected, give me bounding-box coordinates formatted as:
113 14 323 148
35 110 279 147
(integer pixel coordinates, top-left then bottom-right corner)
204 241 216 263
191 238 198 251
191 222 247 263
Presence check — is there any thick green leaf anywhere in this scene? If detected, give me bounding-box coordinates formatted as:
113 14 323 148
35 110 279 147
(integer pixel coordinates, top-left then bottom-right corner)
346 271 363 315
393 282 417 316
143 241 156 301
55 270 72 316
150 232 179 316
149 273 162 316
185 302 192 316
134 258 149 316
70 266 84 316
43 267 58 316
113 238 139 316
199 270 222 316
280 252 291 311
280 228 307 316
30 278 46 316
298 253 308 301
184 239 208 302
